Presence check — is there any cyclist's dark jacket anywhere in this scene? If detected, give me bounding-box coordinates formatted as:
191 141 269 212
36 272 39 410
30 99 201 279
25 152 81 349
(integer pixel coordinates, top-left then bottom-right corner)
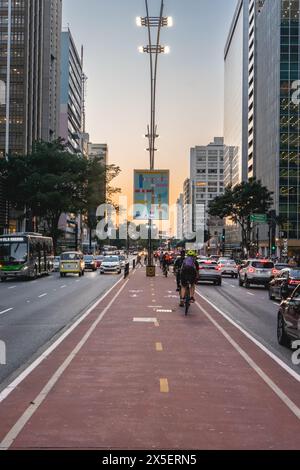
180 258 199 286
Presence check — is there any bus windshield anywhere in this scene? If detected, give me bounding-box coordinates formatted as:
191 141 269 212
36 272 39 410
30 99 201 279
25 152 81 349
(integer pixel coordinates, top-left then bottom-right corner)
0 242 28 265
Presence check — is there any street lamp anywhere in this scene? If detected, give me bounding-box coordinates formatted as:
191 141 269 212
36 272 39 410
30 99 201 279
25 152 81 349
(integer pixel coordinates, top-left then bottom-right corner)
137 0 172 274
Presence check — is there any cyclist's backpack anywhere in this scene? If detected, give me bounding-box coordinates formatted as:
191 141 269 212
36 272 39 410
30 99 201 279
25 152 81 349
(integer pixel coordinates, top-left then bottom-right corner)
182 257 196 270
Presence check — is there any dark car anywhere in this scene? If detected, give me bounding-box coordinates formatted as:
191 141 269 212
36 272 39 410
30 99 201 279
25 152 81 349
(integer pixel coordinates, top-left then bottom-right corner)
197 260 222 286
269 268 300 301
277 284 300 347
83 255 97 272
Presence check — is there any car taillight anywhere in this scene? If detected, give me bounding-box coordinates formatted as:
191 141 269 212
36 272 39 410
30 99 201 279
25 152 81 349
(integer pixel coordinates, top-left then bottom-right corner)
289 279 300 285
215 266 221 271
248 268 255 273
272 269 278 275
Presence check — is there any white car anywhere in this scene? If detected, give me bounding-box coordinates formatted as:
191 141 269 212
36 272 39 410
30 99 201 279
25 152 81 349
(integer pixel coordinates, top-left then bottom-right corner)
100 256 122 275
218 259 238 278
239 260 275 288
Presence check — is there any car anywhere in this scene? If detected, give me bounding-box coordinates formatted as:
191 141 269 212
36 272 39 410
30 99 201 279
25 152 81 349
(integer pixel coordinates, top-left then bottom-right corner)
95 255 104 269
239 260 275 288
60 252 85 277
197 260 222 286
218 259 238 278
272 263 290 277
277 284 300 347
269 268 300 301
100 256 122 275
53 256 61 272
84 255 97 272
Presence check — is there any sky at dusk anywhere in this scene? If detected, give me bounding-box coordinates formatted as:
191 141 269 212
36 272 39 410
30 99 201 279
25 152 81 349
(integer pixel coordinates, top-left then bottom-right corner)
62 0 237 208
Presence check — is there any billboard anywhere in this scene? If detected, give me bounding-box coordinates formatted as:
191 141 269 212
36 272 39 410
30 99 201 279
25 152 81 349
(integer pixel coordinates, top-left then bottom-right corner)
133 170 169 220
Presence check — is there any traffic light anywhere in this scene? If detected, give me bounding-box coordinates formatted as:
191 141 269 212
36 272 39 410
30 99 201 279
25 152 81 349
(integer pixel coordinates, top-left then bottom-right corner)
222 229 226 243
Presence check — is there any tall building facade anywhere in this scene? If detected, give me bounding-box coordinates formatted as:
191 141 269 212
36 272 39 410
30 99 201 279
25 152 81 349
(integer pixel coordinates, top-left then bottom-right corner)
255 0 300 255
60 29 83 154
88 143 108 165
0 0 62 233
224 0 250 189
190 138 225 239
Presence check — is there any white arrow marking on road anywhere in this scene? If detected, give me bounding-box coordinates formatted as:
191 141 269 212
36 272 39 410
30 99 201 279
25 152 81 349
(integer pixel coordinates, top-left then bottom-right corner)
0 308 13 316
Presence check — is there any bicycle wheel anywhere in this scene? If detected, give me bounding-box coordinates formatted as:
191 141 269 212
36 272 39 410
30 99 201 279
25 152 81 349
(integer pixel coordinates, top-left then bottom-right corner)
185 286 190 315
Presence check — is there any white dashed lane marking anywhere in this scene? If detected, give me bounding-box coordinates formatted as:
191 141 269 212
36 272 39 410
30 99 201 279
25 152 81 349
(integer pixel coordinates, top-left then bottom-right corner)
0 308 14 316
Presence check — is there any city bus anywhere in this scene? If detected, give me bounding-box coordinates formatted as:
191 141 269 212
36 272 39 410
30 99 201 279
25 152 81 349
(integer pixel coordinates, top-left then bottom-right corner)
0 233 54 282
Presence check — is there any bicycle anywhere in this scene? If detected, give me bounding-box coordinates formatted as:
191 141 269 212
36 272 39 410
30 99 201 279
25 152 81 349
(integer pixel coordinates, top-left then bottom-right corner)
163 265 169 277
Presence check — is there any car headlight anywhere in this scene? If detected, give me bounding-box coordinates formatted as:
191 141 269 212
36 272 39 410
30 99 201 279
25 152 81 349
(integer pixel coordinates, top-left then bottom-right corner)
22 266 29 271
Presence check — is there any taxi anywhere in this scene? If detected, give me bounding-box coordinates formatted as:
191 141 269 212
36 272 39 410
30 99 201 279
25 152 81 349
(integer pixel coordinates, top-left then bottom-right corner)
60 252 85 277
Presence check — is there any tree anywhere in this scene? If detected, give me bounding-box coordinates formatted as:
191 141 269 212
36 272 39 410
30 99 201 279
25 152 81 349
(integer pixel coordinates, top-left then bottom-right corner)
208 179 273 256
0 140 122 251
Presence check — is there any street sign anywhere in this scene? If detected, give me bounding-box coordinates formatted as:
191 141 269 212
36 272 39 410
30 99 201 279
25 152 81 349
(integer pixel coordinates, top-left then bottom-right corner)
250 214 267 224
133 170 169 220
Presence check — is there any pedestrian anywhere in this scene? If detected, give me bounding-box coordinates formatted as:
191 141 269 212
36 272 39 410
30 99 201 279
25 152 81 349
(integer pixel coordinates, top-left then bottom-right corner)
144 254 148 266
136 254 142 267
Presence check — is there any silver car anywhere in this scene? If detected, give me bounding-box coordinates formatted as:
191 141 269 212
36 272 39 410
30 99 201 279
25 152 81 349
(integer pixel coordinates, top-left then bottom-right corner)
197 260 222 286
218 259 238 278
239 260 275 288
100 256 122 275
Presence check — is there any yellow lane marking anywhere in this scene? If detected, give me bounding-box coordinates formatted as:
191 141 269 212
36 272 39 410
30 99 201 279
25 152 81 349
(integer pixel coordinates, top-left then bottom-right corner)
160 378 169 393
156 342 163 352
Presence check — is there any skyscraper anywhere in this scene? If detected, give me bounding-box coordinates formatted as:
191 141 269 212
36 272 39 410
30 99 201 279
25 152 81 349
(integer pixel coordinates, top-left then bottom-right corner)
224 0 250 189
60 29 83 154
190 138 225 241
0 0 62 233
255 0 300 256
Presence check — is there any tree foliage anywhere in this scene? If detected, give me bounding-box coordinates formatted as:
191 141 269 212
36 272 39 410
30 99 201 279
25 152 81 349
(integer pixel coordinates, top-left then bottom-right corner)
208 179 273 255
0 140 121 248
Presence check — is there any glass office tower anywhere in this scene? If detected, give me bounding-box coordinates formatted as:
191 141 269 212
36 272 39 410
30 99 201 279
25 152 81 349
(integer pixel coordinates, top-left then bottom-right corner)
256 0 300 254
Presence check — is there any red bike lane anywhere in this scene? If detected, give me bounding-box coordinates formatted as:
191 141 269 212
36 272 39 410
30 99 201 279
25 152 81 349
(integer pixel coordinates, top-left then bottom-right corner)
0 266 299 450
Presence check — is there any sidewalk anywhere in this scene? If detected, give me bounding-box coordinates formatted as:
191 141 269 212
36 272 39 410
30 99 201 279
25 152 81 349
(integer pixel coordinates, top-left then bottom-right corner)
0 265 299 450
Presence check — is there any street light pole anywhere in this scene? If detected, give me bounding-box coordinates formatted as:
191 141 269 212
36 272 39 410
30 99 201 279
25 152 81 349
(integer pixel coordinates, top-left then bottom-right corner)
137 1 172 273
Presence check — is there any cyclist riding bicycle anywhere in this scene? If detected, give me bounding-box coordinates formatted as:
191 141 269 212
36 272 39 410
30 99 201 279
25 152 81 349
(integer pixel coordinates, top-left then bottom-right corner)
179 250 199 307
174 250 185 292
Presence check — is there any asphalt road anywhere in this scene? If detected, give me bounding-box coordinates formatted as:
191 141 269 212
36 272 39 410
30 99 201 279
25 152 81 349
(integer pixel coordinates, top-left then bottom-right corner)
196 277 300 375
0 270 122 389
